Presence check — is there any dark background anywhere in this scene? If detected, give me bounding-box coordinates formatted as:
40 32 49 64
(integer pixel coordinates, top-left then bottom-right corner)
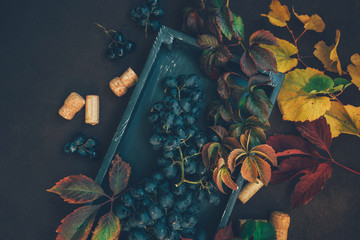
1 0 360 239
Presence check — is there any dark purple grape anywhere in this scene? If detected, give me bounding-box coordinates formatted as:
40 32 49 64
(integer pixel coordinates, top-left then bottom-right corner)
147 203 163 220
115 205 131 220
153 221 169 240
167 211 182 230
144 178 158 194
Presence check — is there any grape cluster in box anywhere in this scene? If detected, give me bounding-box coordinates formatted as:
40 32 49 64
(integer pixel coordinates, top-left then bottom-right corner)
130 0 164 32
114 74 222 240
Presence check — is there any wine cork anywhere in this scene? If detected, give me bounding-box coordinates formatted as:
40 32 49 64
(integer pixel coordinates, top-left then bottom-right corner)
85 95 99 125
58 92 85 120
238 179 264 204
109 67 138 97
270 211 290 240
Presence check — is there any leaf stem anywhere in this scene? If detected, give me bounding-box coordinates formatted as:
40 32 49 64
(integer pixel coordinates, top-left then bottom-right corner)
286 24 308 68
325 149 360 176
295 29 308 42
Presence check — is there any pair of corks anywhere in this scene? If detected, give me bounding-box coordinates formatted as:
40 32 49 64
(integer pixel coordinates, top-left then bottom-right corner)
239 211 291 240
58 68 139 124
58 93 99 125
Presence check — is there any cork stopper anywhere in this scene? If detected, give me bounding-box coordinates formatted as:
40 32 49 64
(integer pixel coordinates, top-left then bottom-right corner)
58 92 85 120
109 67 138 97
85 95 99 125
238 179 264 204
270 211 290 240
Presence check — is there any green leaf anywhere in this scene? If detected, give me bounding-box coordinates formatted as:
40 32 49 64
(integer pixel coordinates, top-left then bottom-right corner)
250 45 278 73
241 219 257 240
329 77 352 93
56 205 100 240
197 34 219 50
232 13 244 40
253 221 276 240
47 175 105 204
91 212 120 240
216 6 234 40
109 155 131 196
302 75 334 94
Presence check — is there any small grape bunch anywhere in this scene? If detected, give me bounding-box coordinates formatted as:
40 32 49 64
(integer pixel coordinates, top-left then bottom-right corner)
129 0 164 36
95 23 136 61
64 133 98 159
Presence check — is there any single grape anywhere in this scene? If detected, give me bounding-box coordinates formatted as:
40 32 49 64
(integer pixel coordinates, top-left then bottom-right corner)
174 127 187 140
189 90 204 102
152 171 165 183
144 178 158 194
124 40 136 52
147 203 163 221
153 221 169 240
115 205 132 220
163 162 178 179
140 197 152 208
106 46 117 60
193 189 206 203
167 211 183 230
183 74 201 88
194 132 207 149
149 134 164 148
114 46 126 59
147 112 159 124
77 148 87 157
130 186 146 200
172 183 186 196
207 190 220 206
112 32 124 43
184 158 197 174
180 98 192 112
164 76 178 88
181 212 198 229
165 99 181 115
183 113 196 126
63 142 73 154
163 150 175 159
188 204 201 216
169 88 179 99
152 102 165 112
163 136 180 152
196 161 207 176
162 112 176 129
130 210 151 227
121 193 135 207
73 134 86 145
152 7 165 17
174 116 184 126
190 105 201 118
158 189 174 209
85 138 97 149
174 195 191 213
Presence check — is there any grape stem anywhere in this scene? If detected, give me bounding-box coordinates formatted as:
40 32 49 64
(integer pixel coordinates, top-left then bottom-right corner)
94 22 116 39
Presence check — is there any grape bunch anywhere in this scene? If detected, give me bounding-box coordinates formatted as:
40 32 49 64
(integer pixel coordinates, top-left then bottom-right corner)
115 74 222 240
64 134 98 159
95 23 136 61
130 0 164 34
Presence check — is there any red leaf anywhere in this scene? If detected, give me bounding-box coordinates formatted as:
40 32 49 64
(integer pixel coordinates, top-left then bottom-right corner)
213 167 225 193
267 135 321 159
217 73 231 100
291 162 332 207
91 211 120 240
270 157 319 184
56 205 100 240
223 136 242 150
202 143 212 169
182 9 205 35
249 45 277 73
47 175 105 204
219 102 233 122
249 30 278 46
276 149 314 157
221 168 239 191
210 125 229 141
240 50 258 77
215 222 234 240
109 155 131 195
295 117 332 153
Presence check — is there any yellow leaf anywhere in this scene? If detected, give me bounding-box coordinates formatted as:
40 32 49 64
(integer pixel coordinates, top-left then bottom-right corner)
293 7 325 32
347 53 360 91
260 38 298 73
324 101 360 138
277 68 332 122
261 0 290 27
313 30 342 75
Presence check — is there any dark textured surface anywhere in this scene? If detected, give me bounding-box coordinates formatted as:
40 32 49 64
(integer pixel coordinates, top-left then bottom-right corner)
0 0 359 239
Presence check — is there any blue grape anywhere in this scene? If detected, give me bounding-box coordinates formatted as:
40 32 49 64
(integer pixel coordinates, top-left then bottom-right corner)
167 211 182 230
121 193 135 207
130 186 146 200
144 178 158 194
158 190 174 209
147 203 163 220
153 221 169 240
115 205 132 220
163 163 178 179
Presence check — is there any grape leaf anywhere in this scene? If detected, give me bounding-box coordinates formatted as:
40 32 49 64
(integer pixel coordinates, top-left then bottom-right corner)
208 13 223 42
210 125 230 141
277 68 332 122
216 5 234 40
324 101 360 138
47 175 105 204
249 30 278 46
56 205 100 240
347 53 360 91
267 134 321 158
182 8 205 35
197 34 219 50
249 45 278 73
313 30 342 75
330 78 351 93
232 13 244 40
210 0 224 8
248 74 272 89
261 0 290 27
240 50 258 77
302 75 334 94
219 101 233 122
91 211 120 240
246 88 273 123
260 38 298 73
295 118 332 152
215 222 234 240
199 50 221 79
217 73 231 100
291 162 332 207
109 155 131 196
271 156 318 184
293 7 325 32
214 46 233 67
